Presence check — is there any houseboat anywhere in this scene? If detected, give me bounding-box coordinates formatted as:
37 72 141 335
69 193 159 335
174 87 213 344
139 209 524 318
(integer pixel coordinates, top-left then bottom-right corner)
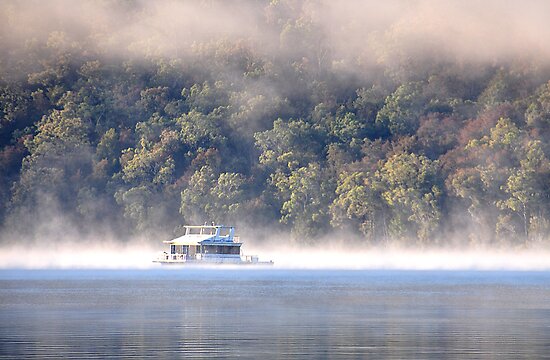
153 224 273 265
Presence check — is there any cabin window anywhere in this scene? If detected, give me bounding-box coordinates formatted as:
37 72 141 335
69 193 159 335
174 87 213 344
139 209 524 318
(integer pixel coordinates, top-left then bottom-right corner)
230 246 240 255
201 245 240 254
170 245 176 254
204 245 221 254
223 246 240 254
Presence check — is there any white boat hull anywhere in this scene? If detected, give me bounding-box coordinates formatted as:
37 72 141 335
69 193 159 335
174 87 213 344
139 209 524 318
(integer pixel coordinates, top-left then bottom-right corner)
153 253 273 265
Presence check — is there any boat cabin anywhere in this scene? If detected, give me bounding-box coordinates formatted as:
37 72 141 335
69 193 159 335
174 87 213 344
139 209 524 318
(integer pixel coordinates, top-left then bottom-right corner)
161 225 243 263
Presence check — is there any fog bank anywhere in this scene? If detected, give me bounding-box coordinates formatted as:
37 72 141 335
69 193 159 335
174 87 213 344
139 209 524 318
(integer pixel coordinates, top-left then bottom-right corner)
3 0 550 64
2 242 550 271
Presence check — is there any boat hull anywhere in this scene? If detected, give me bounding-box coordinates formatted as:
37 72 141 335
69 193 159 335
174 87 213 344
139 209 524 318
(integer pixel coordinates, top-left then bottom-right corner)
153 259 274 265
153 254 273 265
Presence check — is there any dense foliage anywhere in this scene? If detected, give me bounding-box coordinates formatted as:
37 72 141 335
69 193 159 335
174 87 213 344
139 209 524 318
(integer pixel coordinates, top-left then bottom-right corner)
2 1 550 246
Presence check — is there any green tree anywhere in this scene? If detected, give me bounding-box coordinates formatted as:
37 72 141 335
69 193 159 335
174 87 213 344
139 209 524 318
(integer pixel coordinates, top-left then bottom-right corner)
95 128 121 174
115 185 155 234
448 117 526 243
254 118 325 171
272 162 334 239
330 171 387 241
180 165 247 224
379 152 441 243
121 130 180 186
182 81 229 114
376 82 425 136
210 172 247 222
525 81 550 129
477 69 517 110
498 140 550 241
328 111 367 154
177 109 226 151
11 109 92 210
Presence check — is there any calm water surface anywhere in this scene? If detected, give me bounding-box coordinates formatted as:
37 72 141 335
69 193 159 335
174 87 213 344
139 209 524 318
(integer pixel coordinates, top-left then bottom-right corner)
1 269 550 359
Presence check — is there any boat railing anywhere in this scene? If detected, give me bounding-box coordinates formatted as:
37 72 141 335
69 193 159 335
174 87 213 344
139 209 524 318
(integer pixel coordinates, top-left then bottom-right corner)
157 253 210 261
158 253 186 261
242 255 259 263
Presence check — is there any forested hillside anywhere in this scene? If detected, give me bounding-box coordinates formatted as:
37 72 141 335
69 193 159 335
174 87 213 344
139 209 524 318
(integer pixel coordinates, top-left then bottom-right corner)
2 0 550 246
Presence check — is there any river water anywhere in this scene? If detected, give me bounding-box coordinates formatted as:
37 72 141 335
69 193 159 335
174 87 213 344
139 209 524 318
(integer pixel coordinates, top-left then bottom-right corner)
1 269 550 359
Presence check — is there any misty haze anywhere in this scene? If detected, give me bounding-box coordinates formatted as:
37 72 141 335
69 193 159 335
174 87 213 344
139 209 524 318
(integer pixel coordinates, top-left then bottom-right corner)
1 0 550 358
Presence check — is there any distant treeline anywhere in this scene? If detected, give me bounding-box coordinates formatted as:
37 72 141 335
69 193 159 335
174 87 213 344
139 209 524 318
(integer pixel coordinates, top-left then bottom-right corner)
1 1 550 245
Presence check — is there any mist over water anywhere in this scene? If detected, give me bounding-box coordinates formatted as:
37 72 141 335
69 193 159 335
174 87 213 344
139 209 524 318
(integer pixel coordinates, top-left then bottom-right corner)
2 241 550 271
266 247 550 271
0 242 156 269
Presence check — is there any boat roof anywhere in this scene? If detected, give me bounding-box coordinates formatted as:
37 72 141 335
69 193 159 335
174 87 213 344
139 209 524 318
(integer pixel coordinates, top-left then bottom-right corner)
165 234 213 245
164 235 241 246
164 224 241 245
184 225 233 229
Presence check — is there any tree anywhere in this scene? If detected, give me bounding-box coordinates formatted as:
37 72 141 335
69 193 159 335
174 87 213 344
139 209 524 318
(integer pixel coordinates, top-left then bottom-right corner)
498 140 550 241
328 111 367 154
416 114 460 159
477 69 517 110
182 81 229 114
379 152 441 243
210 172 247 222
95 128 121 174
448 117 526 243
121 130 180 186
180 165 247 224
376 82 425 136
525 81 550 130
254 118 325 171
115 185 155 234
450 156 521 242
11 109 92 211
25 109 90 157
330 171 387 242
272 162 334 239
176 109 226 151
